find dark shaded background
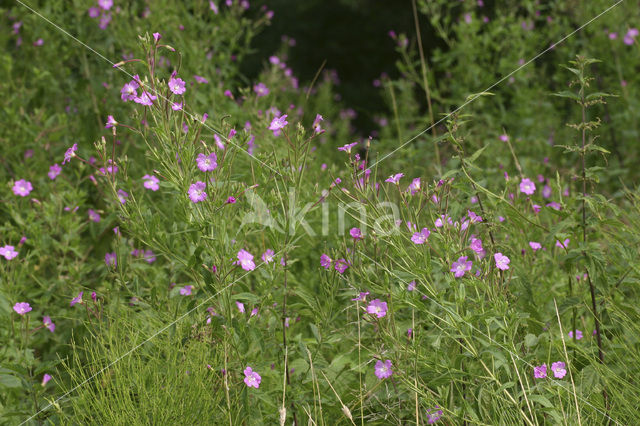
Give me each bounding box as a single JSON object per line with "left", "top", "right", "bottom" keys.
{"left": 243, "top": 0, "right": 448, "bottom": 133}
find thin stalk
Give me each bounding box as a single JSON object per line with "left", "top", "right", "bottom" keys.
{"left": 411, "top": 0, "right": 439, "bottom": 170}
{"left": 578, "top": 69, "right": 607, "bottom": 411}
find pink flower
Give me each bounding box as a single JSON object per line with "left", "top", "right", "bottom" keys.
{"left": 237, "top": 249, "right": 255, "bottom": 271}
{"left": 134, "top": 91, "right": 157, "bottom": 106}
{"left": 48, "top": 164, "right": 62, "bottom": 180}
{"left": 555, "top": 238, "right": 570, "bottom": 249}
{"left": 180, "top": 285, "right": 193, "bottom": 296}
{"left": 41, "top": 374, "right": 52, "bottom": 386}
{"left": 172, "top": 102, "right": 183, "bottom": 111}
{"left": 196, "top": 153, "right": 218, "bottom": 172}
{"left": 88, "top": 209, "right": 101, "bottom": 223}
{"left": 236, "top": 301, "right": 245, "bottom": 313}
{"left": 467, "top": 210, "right": 483, "bottom": 223}
{"left": 268, "top": 114, "right": 288, "bottom": 133}
{"left": 117, "top": 189, "right": 129, "bottom": 204}
{"left": 70, "top": 292, "right": 83, "bottom": 306}
{"left": 337, "top": 142, "right": 358, "bottom": 153}
{"left": 407, "top": 177, "right": 421, "bottom": 195}
{"left": 499, "top": 134, "right": 509, "bottom": 142}
{"left": 120, "top": 80, "right": 139, "bottom": 101}
{"left": 98, "top": 0, "right": 113, "bottom": 10}
{"left": 470, "top": 237, "right": 483, "bottom": 254}
{"left": 350, "top": 227, "right": 363, "bottom": 240}
{"left": 253, "top": 82, "right": 269, "bottom": 97}
{"left": 529, "top": 241, "right": 541, "bottom": 251}
{"left": 519, "top": 178, "right": 536, "bottom": 195}
{"left": 152, "top": 32, "right": 161, "bottom": 43}
{"left": 568, "top": 329, "right": 583, "bottom": 340}
{"left": 320, "top": 254, "right": 332, "bottom": 269}
{"left": 13, "top": 302, "right": 32, "bottom": 315}
{"left": 105, "top": 252, "right": 117, "bottom": 268}
{"left": 312, "top": 114, "right": 324, "bottom": 133}
{"left": 374, "top": 359, "right": 393, "bottom": 379}
{"left": 366, "top": 299, "right": 388, "bottom": 318}
{"left": 551, "top": 361, "right": 567, "bottom": 379}
{"left": 0, "top": 245, "right": 19, "bottom": 260}
{"left": 411, "top": 228, "right": 430, "bottom": 244}
{"left": 194, "top": 75, "right": 209, "bottom": 84}
{"left": 451, "top": 256, "right": 472, "bottom": 278}
{"left": 168, "top": 76, "right": 186, "bottom": 95}
{"left": 105, "top": 115, "right": 117, "bottom": 128}
{"left": 385, "top": 173, "right": 404, "bottom": 184}
{"left": 494, "top": 253, "right": 510, "bottom": 270}
{"left": 43, "top": 316, "right": 55, "bottom": 332}
{"left": 351, "top": 291, "right": 369, "bottom": 302}
{"left": 143, "top": 174, "right": 160, "bottom": 191}
{"left": 261, "top": 249, "right": 275, "bottom": 263}
{"left": 407, "top": 281, "right": 416, "bottom": 291}
{"left": 188, "top": 182, "right": 207, "bottom": 203}
{"left": 13, "top": 179, "right": 33, "bottom": 197}
{"left": 334, "top": 258, "right": 349, "bottom": 274}
{"left": 243, "top": 366, "right": 261, "bottom": 388}
{"left": 546, "top": 201, "right": 561, "bottom": 210}
{"left": 533, "top": 364, "right": 547, "bottom": 378}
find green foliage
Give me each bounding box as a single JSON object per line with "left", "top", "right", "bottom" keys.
{"left": 2, "top": 1, "right": 640, "bottom": 425}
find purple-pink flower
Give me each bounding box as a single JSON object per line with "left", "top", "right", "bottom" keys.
{"left": 43, "top": 316, "right": 55, "bottom": 332}
{"left": 411, "top": 228, "right": 430, "bottom": 244}
{"left": 105, "top": 252, "right": 117, "bottom": 268}
{"left": 334, "top": 258, "right": 349, "bottom": 274}
{"left": 551, "top": 361, "right": 567, "bottom": 378}
{"left": 350, "top": 227, "right": 363, "bottom": 240}
{"left": 529, "top": 241, "right": 542, "bottom": 251}
{"left": 320, "top": 254, "right": 332, "bottom": 269}
{"left": 120, "top": 80, "right": 139, "bottom": 102}
{"left": 188, "top": 181, "right": 207, "bottom": 203}
{"left": 41, "top": 373, "right": 52, "bottom": 386}
{"left": 261, "top": 249, "right": 275, "bottom": 263}
{"left": 88, "top": 209, "right": 101, "bottom": 223}
{"left": 253, "top": 82, "right": 269, "bottom": 97}
{"left": 494, "top": 253, "right": 510, "bottom": 270}
{"left": 0, "top": 245, "right": 19, "bottom": 260}
{"left": 13, "top": 302, "right": 32, "bottom": 315}
{"left": 519, "top": 178, "right": 536, "bottom": 195}
{"left": 168, "top": 76, "right": 186, "bottom": 95}
{"left": 450, "top": 256, "right": 472, "bottom": 278}
{"left": 105, "top": 115, "right": 117, "bottom": 129}
{"left": 374, "top": 359, "right": 393, "bottom": 379}
{"left": 196, "top": 153, "right": 218, "bottom": 172}
{"left": 385, "top": 173, "right": 404, "bottom": 184}
{"left": 12, "top": 179, "right": 33, "bottom": 197}
{"left": 534, "top": 364, "right": 547, "bottom": 378}
{"left": 143, "top": 174, "right": 160, "bottom": 191}
{"left": 237, "top": 249, "right": 255, "bottom": 271}
{"left": 367, "top": 299, "right": 388, "bottom": 318}
{"left": 48, "top": 164, "right": 62, "bottom": 180}
{"left": 568, "top": 329, "right": 583, "bottom": 340}
{"left": 134, "top": 91, "right": 157, "bottom": 106}
{"left": 337, "top": 142, "right": 358, "bottom": 153}
{"left": 268, "top": 114, "right": 288, "bottom": 133}
{"left": 243, "top": 366, "right": 261, "bottom": 388}
{"left": 70, "top": 292, "right": 83, "bottom": 307}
